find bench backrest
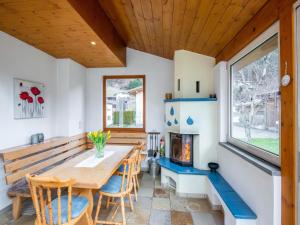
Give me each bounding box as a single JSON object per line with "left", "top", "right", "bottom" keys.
{"left": 0, "top": 133, "right": 87, "bottom": 185}
{"left": 87, "top": 132, "right": 147, "bottom": 147}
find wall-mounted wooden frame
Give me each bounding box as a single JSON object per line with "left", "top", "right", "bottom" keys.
{"left": 103, "top": 75, "right": 146, "bottom": 132}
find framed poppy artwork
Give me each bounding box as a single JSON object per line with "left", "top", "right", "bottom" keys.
{"left": 14, "top": 78, "right": 46, "bottom": 119}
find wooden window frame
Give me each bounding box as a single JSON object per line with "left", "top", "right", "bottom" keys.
{"left": 103, "top": 75, "right": 146, "bottom": 132}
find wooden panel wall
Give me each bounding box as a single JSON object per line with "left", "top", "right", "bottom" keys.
{"left": 216, "top": 0, "right": 297, "bottom": 224}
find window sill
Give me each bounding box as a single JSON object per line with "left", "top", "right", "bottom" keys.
{"left": 219, "top": 142, "right": 281, "bottom": 176}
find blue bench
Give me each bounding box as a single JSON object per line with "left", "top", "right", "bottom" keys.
{"left": 208, "top": 173, "right": 257, "bottom": 220}
{"left": 159, "top": 157, "right": 257, "bottom": 224}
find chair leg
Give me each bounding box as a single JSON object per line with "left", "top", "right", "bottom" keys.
{"left": 127, "top": 193, "right": 134, "bottom": 212}
{"left": 12, "top": 196, "right": 23, "bottom": 220}
{"left": 94, "top": 193, "right": 103, "bottom": 225}
{"left": 106, "top": 196, "right": 111, "bottom": 209}
{"left": 85, "top": 211, "right": 92, "bottom": 225}
{"left": 133, "top": 177, "right": 138, "bottom": 202}
{"left": 135, "top": 174, "right": 140, "bottom": 189}
{"left": 120, "top": 197, "right": 126, "bottom": 225}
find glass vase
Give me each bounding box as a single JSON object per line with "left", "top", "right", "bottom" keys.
{"left": 95, "top": 142, "right": 105, "bottom": 158}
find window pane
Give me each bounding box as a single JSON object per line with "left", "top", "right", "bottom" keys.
{"left": 231, "top": 35, "right": 280, "bottom": 156}
{"left": 106, "top": 78, "right": 144, "bottom": 129}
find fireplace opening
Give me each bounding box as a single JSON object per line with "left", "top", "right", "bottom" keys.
{"left": 170, "top": 133, "right": 193, "bottom": 167}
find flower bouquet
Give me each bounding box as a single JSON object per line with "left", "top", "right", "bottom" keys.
{"left": 87, "top": 130, "right": 111, "bottom": 158}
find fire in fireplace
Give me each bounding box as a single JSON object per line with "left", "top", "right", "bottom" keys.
{"left": 170, "top": 133, "right": 193, "bottom": 167}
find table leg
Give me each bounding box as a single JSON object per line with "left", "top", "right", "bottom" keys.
{"left": 73, "top": 188, "right": 94, "bottom": 224}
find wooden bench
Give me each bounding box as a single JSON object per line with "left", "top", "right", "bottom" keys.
{"left": 0, "top": 133, "right": 89, "bottom": 220}
{"left": 87, "top": 132, "right": 147, "bottom": 147}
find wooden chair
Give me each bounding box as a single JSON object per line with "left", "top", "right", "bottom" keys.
{"left": 94, "top": 150, "right": 139, "bottom": 225}
{"left": 26, "top": 174, "right": 91, "bottom": 225}
{"left": 118, "top": 142, "right": 145, "bottom": 201}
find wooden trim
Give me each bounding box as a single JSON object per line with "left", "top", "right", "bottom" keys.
{"left": 103, "top": 75, "right": 146, "bottom": 132}
{"left": 216, "top": 0, "right": 280, "bottom": 63}
{"left": 280, "top": 2, "right": 297, "bottom": 225}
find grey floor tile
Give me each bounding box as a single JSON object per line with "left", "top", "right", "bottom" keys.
{"left": 149, "top": 209, "right": 171, "bottom": 225}
{"left": 134, "top": 196, "right": 153, "bottom": 210}
{"left": 191, "top": 212, "right": 224, "bottom": 225}
{"left": 152, "top": 197, "right": 171, "bottom": 210}
{"left": 138, "top": 187, "right": 154, "bottom": 197}
{"left": 127, "top": 207, "right": 151, "bottom": 225}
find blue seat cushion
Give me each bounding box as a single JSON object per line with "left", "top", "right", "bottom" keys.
{"left": 101, "top": 175, "right": 127, "bottom": 194}
{"left": 45, "top": 195, "right": 89, "bottom": 225}
{"left": 208, "top": 173, "right": 257, "bottom": 219}
{"left": 118, "top": 164, "right": 129, "bottom": 173}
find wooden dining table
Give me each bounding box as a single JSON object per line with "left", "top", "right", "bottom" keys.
{"left": 39, "top": 144, "right": 135, "bottom": 224}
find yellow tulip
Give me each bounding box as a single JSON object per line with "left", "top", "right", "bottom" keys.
{"left": 93, "top": 131, "right": 97, "bottom": 137}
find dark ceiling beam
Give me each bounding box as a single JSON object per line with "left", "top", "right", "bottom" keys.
{"left": 67, "top": 0, "right": 127, "bottom": 66}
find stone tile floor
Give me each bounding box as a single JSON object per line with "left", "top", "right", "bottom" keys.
{"left": 0, "top": 173, "right": 224, "bottom": 225}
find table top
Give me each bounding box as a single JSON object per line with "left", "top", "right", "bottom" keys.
{"left": 39, "top": 145, "right": 134, "bottom": 189}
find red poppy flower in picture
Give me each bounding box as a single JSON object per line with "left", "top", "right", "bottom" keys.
{"left": 14, "top": 79, "right": 45, "bottom": 119}
{"left": 19, "top": 91, "right": 29, "bottom": 100}
{"left": 27, "top": 96, "right": 33, "bottom": 103}
{"left": 38, "top": 97, "right": 44, "bottom": 104}
{"left": 31, "top": 87, "right": 40, "bottom": 96}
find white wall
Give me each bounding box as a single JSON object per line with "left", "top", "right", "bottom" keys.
{"left": 56, "top": 59, "right": 86, "bottom": 136}
{"left": 214, "top": 59, "right": 281, "bottom": 225}
{"left": 218, "top": 147, "right": 281, "bottom": 225}
{"left": 0, "top": 32, "right": 86, "bottom": 210}
{"left": 174, "top": 50, "right": 215, "bottom": 98}
{"left": 0, "top": 31, "right": 58, "bottom": 209}
{"left": 85, "top": 48, "right": 173, "bottom": 134}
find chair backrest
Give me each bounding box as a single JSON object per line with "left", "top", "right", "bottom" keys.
{"left": 135, "top": 142, "right": 146, "bottom": 173}
{"left": 120, "top": 149, "right": 139, "bottom": 193}
{"left": 27, "top": 174, "right": 74, "bottom": 225}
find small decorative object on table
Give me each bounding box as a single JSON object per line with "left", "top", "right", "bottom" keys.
{"left": 87, "top": 130, "right": 111, "bottom": 158}
{"left": 208, "top": 162, "right": 219, "bottom": 172}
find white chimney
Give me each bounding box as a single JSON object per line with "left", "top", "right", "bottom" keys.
{"left": 174, "top": 50, "right": 216, "bottom": 98}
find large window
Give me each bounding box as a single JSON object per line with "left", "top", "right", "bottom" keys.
{"left": 103, "top": 75, "right": 145, "bottom": 132}
{"left": 229, "top": 34, "right": 280, "bottom": 165}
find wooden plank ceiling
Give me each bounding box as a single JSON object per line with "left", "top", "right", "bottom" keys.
{"left": 0, "top": 0, "right": 126, "bottom": 67}
{"left": 99, "top": 0, "right": 269, "bottom": 59}
{"left": 0, "top": 0, "right": 269, "bottom": 67}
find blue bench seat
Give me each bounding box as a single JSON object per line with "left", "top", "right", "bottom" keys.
{"left": 159, "top": 157, "right": 257, "bottom": 221}
{"left": 208, "top": 173, "right": 257, "bottom": 220}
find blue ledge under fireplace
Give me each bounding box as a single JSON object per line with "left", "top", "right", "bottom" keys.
{"left": 158, "top": 157, "right": 210, "bottom": 175}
